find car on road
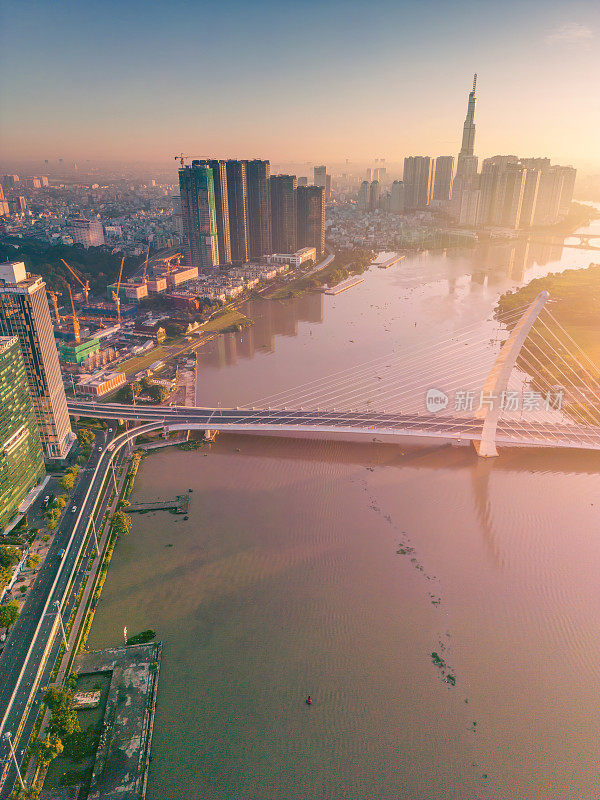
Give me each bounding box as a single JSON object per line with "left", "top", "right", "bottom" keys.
{"left": 71, "top": 506, "right": 77, "bottom": 513}
{"left": 98, "top": 445, "right": 102, "bottom": 450}
{"left": 58, "top": 549, "right": 65, "bottom": 559}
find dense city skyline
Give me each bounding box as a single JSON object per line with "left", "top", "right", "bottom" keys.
{"left": 1, "top": 0, "right": 599, "bottom": 169}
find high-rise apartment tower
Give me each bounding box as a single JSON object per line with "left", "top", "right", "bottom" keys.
{"left": 0, "top": 262, "right": 74, "bottom": 460}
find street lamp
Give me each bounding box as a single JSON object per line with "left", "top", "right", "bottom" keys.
{"left": 54, "top": 600, "right": 69, "bottom": 651}
{"left": 4, "top": 732, "right": 24, "bottom": 789}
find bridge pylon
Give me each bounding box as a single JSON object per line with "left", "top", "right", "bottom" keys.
{"left": 475, "top": 290, "right": 550, "bottom": 457}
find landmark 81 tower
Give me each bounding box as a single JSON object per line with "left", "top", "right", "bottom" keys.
{"left": 459, "top": 73, "right": 477, "bottom": 160}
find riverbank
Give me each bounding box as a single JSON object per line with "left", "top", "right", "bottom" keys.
{"left": 267, "top": 247, "right": 374, "bottom": 299}
{"left": 496, "top": 261, "right": 600, "bottom": 420}
{"left": 497, "top": 261, "right": 600, "bottom": 363}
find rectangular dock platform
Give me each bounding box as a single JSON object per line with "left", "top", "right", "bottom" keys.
{"left": 125, "top": 494, "right": 189, "bottom": 514}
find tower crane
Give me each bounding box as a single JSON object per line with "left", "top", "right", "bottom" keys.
{"left": 66, "top": 284, "right": 81, "bottom": 344}
{"left": 111, "top": 256, "right": 125, "bottom": 325}
{"left": 154, "top": 252, "right": 182, "bottom": 275}
{"left": 174, "top": 154, "right": 189, "bottom": 168}
{"left": 46, "top": 289, "right": 62, "bottom": 328}
{"left": 60, "top": 258, "right": 90, "bottom": 304}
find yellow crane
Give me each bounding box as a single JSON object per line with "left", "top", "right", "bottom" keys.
{"left": 46, "top": 289, "right": 62, "bottom": 328}
{"left": 111, "top": 256, "right": 125, "bottom": 324}
{"left": 66, "top": 284, "right": 81, "bottom": 344}
{"left": 60, "top": 258, "right": 90, "bottom": 304}
{"left": 154, "top": 252, "right": 182, "bottom": 275}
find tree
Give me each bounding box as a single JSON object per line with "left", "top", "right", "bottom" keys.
{"left": 0, "top": 547, "right": 20, "bottom": 570}
{"left": 0, "top": 601, "right": 20, "bottom": 629}
{"left": 165, "top": 322, "right": 182, "bottom": 339}
{"left": 10, "top": 784, "right": 41, "bottom": 799}
{"left": 111, "top": 511, "right": 132, "bottom": 536}
{"left": 59, "top": 473, "right": 75, "bottom": 491}
{"left": 26, "top": 554, "right": 40, "bottom": 570}
{"left": 147, "top": 384, "right": 169, "bottom": 404}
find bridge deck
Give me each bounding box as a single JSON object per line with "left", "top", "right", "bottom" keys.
{"left": 68, "top": 402, "right": 600, "bottom": 451}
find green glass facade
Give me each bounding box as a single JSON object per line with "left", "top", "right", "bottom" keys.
{"left": 0, "top": 336, "right": 45, "bottom": 531}
{"left": 60, "top": 337, "right": 100, "bottom": 364}
{"left": 179, "top": 163, "right": 219, "bottom": 269}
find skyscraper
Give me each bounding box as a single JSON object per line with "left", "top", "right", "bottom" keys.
{"left": 0, "top": 336, "right": 45, "bottom": 531}
{"left": 197, "top": 159, "right": 231, "bottom": 264}
{"left": 556, "top": 166, "right": 576, "bottom": 218}
{"left": 458, "top": 74, "right": 477, "bottom": 163}
{"left": 245, "top": 160, "right": 272, "bottom": 259}
{"left": 491, "top": 162, "right": 527, "bottom": 229}
{"left": 369, "top": 180, "right": 380, "bottom": 211}
{"left": 297, "top": 185, "right": 325, "bottom": 255}
{"left": 270, "top": 175, "right": 297, "bottom": 253}
{"left": 451, "top": 74, "right": 480, "bottom": 217}
{"left": 314, "top": 165, "right": 326, "bottom": 185}
{"left": 390, "top": 180, "right": 405, "bottom": 213}
{"left": 0, "top": 262, "right": 74, "bottom": 460}
{"left": 403, "top": 157, "right": 435, "bottom": 209}
{"left": 358, "top": 181, "right": 370, "bottom": 211}
{"left": 179, "top": 163, "right": 219, "bottom": 269}
{"left": 314, "top": 165, "right": 330, "bottom": 201}
{"left": 433, "top": 156, "right": 455, "bottom": 201}
{"left": 519, "top": 168, "right": 541, "bottom": 228}
{"left": 226, "top": 160, "right": 249, "bottom": 264}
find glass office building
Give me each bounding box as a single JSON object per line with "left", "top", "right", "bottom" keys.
{"left": 0, "top": 336, "right": 45, "bottom": 531}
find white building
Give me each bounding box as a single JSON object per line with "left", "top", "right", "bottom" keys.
{"left": 68, "top": 218, "right": 105, "bottom": 248}
{"left": 268, "top": 247, "right": 316, "bottom": 268}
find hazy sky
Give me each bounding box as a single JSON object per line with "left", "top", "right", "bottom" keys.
{"left": 1, "top": 0, "right": 599, "bottom": 169}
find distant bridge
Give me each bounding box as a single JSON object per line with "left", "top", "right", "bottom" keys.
{"left": 529, "top": 233, "right": 600, "bottom": 251}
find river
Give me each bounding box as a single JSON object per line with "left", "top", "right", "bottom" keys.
{"left": 88, "top": 216, "right": 600, "bottom": 799}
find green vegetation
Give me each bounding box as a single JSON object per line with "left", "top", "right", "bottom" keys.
{"left": 76, "top": 428, "right": 95, "bottom": 460}
{"left": 59, "top": 465, "right": 80, "bottom": 492}
{"left": 44, "top": 494, "right": 68, "bottom": 530}
{"left": 0, "top": 547, "right": 22, "bottom": 593}
{"left": 76, "top": 417, "right": 106, "bottom": 430}
{"left": 540, "top": 201, "right": 600, "bottom": 234}
{"left": 0, "top": 546, "right": 20, "bottom": 571}
{"left": 270, "top": 248, "right": 374, "bottom": 299}
{"left": 27, "top": 554, "right": 41, "bottom": 570}
{"left": 126, "top": 628, "right": 156, "bottom": 645}
{"left": 116, "top": 345, "right": 169, "bottom": 377}
{"left": 199, "top": 309, "right": 253, "bottom": 333}
{"left": 221, "top": 317, "right": 253, "bottom": 333}
{"left": 121, "top": 452, "right": 143, "bottom": 505}
{"left": 29, "top": 688, "right": 80, "bottom": 772}
{"left": 497, "top": 262, "right": 600, "bottom": 422}
{"left": 9, "top": 786, "right": 40, "bottom": 799}
{"left": 0, "top": 600, "right": 20, "bottom": 629}
{"left": 111, "top": 511, "right": 132, "bottom": 536}
{"left": 0, "top": 238, "right": 139, "bottom": 297}
{"left": 147, "top": 383, "right": 170, "bottom": 403}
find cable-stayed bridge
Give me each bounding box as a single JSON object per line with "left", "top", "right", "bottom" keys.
{"left": 68, "top": 292, "right": 600, "bottom": 456}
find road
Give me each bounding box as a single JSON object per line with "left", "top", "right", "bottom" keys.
{"left": 68, "top": 401, "right": 600, "bottom": 450}
{"left": 0, "top": 424, "right": 131, "bottom": 797}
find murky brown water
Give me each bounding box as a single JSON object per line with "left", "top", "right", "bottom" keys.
{"left": 88, "top": 223, "right": 600, "bottom": 799}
